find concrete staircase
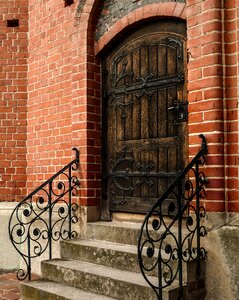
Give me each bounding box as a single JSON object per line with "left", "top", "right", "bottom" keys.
{"left": 20, "top": 221, "right": 206, "bottom": 300}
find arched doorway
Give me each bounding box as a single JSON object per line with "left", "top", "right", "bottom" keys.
{"left": 102, "top": 19, "right": 187, "bottom": 217}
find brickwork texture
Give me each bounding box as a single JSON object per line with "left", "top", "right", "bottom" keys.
{"left": 0, "top": 0, "right": 239, "bottom": 212}
{"left": 0, "top": 0, "right": 28, "bottom": 202}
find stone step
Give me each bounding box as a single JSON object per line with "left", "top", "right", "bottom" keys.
{"left": 41, "top": 259, "right": 182, "bottom": 300}
{"left": 86, "top": 221, "right": 188, "bottom": 247}
{"left": 20, "top": 219, "right": 204, "bottom": 300}
{"left": 21, "top": 280, "right": 115, "bottom": 300}
{"left": 86, "top": 221, "right": 142, "bottom": 246}
{"left": 61, "top": 239, "right": 140, "bottom": 273}
{"left": 60, "top": 239, "right": 181, "bottom": 278}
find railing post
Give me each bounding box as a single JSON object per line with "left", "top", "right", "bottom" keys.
{"left": 178, "top": 181, "right": 183, "bottom": 299}
{"left": 49, "top": 181, "right": 52, "bottom": 260}
{"left": 158, "top": 250, "right": 162, "bottom": 300}
{"left": 69, "top": 165, "right": 72, "bottom": 239}
{"left": 27, "top": 233, "right": 31, "bottom": 281}
{"left": 195, "top": 160, "right": 201, "bottom": 274}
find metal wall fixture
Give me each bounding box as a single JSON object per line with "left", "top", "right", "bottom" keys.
{"left": 8, "top": 148, "right": 80, "bottom": 280}
{"left": 64, "top": 0, "right": 74, "bottom": 7}
{"left": 137, "top": 135, "right": 208, "bottom": 299}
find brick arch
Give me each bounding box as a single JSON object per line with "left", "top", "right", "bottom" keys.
{"left": 77, "top": 1, "right": 186, "bottom": 55}
{"left": 95, "top": 2, "right": 186, "bottom": 54}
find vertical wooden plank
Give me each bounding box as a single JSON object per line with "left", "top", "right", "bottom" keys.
{"left": 120, "top": 59, "right": 126, "bottom": 141}
{"left": 128, "top": 149, "right": 134, "bottom": 199}
{"left": 179, "top": 39, "right": 188, "bottom": 170}
{"left": 107, "top": 95, "right": 114, "bottom": 157}
{"left": 124, "top": 95, "right": 133, "bottom": 141}
{"left": 176, "top": 43, "right": 184, "bottom": 75}
{"left": 132, "top": 46, "right": 141, "bottom": 83}
{"left": 148, "top": 44, "right": 158, "bottom": 138}
{"left": 106, "top": 54, "right": 116, "bottom": 158}
{"left": 158, "top": 88, "right": 167, "bottom": 138}
{"left": 121, "top": 149, "right": 133, "bottom": 198}
{"left": 158, "top": 148, "right": 168, "bottom": 196}
{"left": 140, "top": 45, "right": 150, "bottom": 199}
{"left": 102, "top": 57, "right": 113, "bottom": 218}
{"left": 167, "top": 45, "right": 177, "bottom": 76}
{"left": 116, "top": 55, "right": 124, "bottom": 87}
{"left": 132, "top": 47, "right": 141, "bottom": 140}
{"left": 167, "top": 147, "right": 177, "bottom": 172}
{"left": 140, "top": 45, "right": 149, "bottom": 140}
{"left": 124, "top": 53, "right": 133, "bottom": 141}
{"left": 149, "top": 90, "right": 158, "bottom": 138}
{"left": 124, "top": 54, "right": 132, "bottom": 86}
{"left": 148, "top": 149, "right": 158, "bottom": 199}
{"left": 140, "top": 44, "right": 149, "bottom": 77}
{"left": 167, "top": 147, "right": 177, "bottom": 188}
{"left": 158, "top": 44, "right": 167, "bottom": 77}
{"left": 132, "top": 149, "right": 140, "bottom": 199}
{"left": 111, "top": 56, "right": 125, "bottom": 142}
{"left": 176, "top": 146, "right": 183, "bottom": 171}
{"left": 140, "top": 150, "right": 148, "bottom": 198}
{"left": 167, "top": 86, "right": 177, "bottom": 137}
{"left": 116, "top": 97, "right": 125, "bottom": 141}
{"left": 149, "top": 44, "right": 158, "bottom": 78}
{"left": 141, "top": 94, "right": 149, "bottom": 140}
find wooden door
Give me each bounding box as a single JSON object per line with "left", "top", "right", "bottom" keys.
{"left": 102, "top": 20, "right": 187, "bottom": 216}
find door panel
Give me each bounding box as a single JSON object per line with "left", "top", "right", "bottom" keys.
{"left": 102, "top": 21, "right": 187, "bottom": 214}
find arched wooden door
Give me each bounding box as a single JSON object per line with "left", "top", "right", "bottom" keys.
{"left": 102, "top": 20, "right": 187, "bottom": 217}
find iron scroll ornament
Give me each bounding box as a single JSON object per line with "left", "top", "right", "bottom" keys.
{"left": 8, "top": 148, "right": 80, "bottom": 280}
{"left": 137, "top": 135, "right": 209, "bottom": 299}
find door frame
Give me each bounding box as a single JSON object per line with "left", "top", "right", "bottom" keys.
{"left": 100, "top": 19, "right": 188, "bottom": 220}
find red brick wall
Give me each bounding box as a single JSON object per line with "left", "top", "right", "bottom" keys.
{"left": 0, "top": 0, "right": 28, "bottom": 202}
{"left": 1, "top": 0, "right": 238, "bottom": 212}
{"left": 71, "top": 1, "right": 102, "bottom": 207}
{"left": 27, "top": 0, "right": 77, "bottom": 190}
{"left": 187, "top": 0, "right": 225, "bottom": 212}
{"left": 27, "top": 0, "right": 102, "bottom": 207}
{"left": 223, "top": 0, "right": 239, "bottom": 211}
{"left": 187, "top": 0, "right": 239, "bottom": 212}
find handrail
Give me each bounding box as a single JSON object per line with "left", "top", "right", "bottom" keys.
{"left": 8, "top": 148, "right": 80, "bottom": 280}
{"left": 137, "top": 135, "right": 208, "bottom": 299}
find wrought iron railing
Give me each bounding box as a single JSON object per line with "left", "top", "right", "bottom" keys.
{"left": 8, "top": 148, "right": 80, "bottom": 280}
{"left": 137, "top": 135, "right": 208, "bottom": 299}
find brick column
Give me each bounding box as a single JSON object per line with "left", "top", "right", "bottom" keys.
{"left": 187, "top": 0, "right": 225, "bottom": 211}
{"left": 71, "top": 1, "right": 102, "bottom": 214}
{"left": 223, "top": 0, "right": 239, "bottom": 211}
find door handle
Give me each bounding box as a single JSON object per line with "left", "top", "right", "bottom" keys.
{"left": 168, "top": 100, "right": 188, "bottom": 123}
